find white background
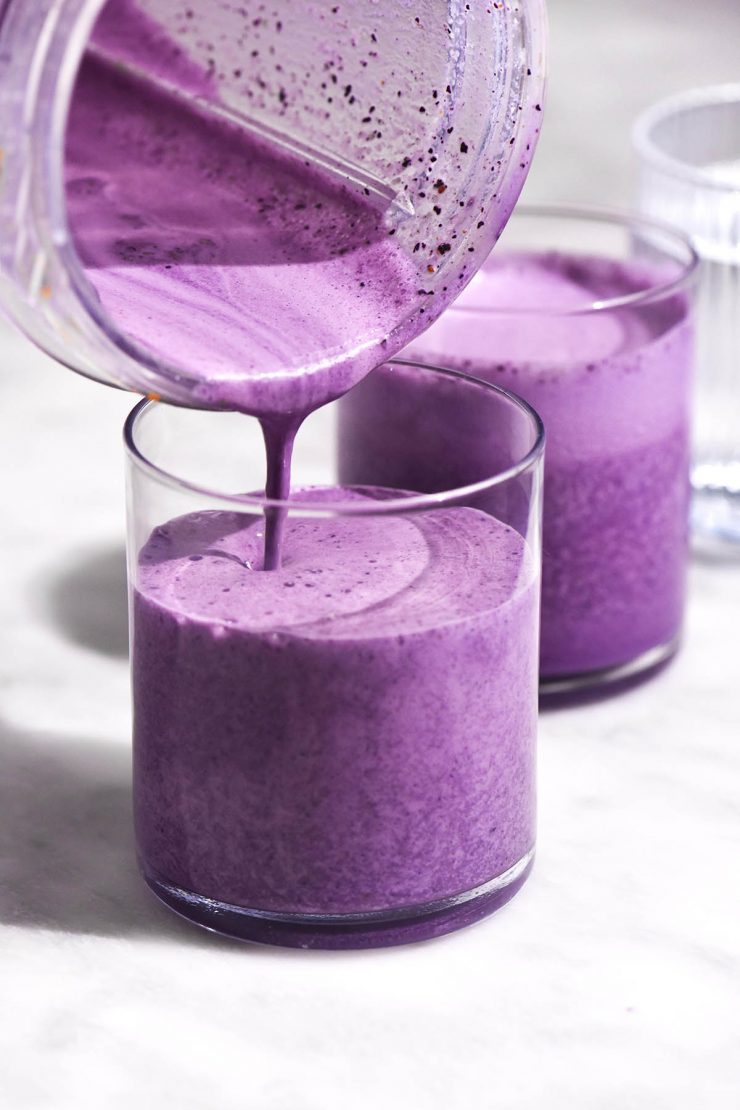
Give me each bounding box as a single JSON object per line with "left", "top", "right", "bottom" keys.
{"left": 1, "top": 1, "right": 739, "bottom": 1106}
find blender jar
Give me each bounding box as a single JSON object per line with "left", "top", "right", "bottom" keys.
{"left": 0, "top": 0, "right": 547, "bottom": 411}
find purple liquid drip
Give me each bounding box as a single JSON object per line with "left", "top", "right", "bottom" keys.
{"left": 260, "top": 416, "right": 300, "bottom": 571}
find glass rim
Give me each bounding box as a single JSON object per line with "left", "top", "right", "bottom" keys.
{"left": 633, "top": 83, "right": 740, "bottom": 194}
{"left": 123, "top": 359, "right": 546, "bottom": 516}
{"left": 445, "top": 203, "right": 699, "bottom": 319}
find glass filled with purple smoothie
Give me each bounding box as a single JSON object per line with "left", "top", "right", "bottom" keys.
{"left": 125, "top": 361, "right": 544, "bottom": 949}
{"left": 363, "top": 207, "right": 698, "bottom": 695}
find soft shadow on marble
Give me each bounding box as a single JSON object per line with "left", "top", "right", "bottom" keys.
{"left": 0, "top": 718, "right": 239, "bottom": 947}
{"left": 43, "top": 544, "right": 129, "bottom": 658}
{"left": 690, "top": 537, "right": 740, "bottom": 568}
{"left": 539, "top": 653, "right": 679, "bottom": 713}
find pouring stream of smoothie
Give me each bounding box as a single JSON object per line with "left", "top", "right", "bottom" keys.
{"left": 65, "top": 49, "right": 417, "bottom": 567}
{"left": 260, "top": 415, "right": 302, "bottom": 571}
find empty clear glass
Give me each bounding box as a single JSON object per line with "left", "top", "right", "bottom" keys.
{"left": 634, "top": 85, "right": 740, "bottom": 545}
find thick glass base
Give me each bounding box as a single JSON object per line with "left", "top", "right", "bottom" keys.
{"left": 143, "top": 850, "right": 535, "bottom": 950}
{"left": 691, "top": 480, "right": 740, "bottom": 547}
{"left": 540, "top": 636, "right": 680, "bottom": 705}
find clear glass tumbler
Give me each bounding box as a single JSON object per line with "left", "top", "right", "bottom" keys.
{"left": 125, "top": 361, "right": 544, "bottom": 949}
{"left": 634, "top": 86, "right": 740, "bottom": 544}
{"left": 394, "top": 206, "right": 698, "bottom": 694}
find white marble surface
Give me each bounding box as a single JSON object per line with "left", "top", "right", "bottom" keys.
{"left": 2, "top": 2, "right": 740, "bottom": 1107}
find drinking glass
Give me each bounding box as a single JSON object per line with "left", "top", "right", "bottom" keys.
{"left": 125, "top": 361, "right": 544, "bottom": 948}
{"left": 396, "top": 206, "right": 698, "bottom": 693}
{"left": 635, "top": 86, "right": 740, "bottom": 544}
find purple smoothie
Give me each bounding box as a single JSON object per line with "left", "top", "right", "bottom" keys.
{"left": 64, "top": 1, "right": 543, "bottom": 567}
{"left": 64, "top": 41, "right": 415, "bottom": 563}
{"left": 62, "top": 2, "right": 543, "bottom": 943}
{"left": 63, "top": 0, "right": 543, "bottom": 419}
{"left": 132, "top": 490, "right": 538, "bottom": 944}
{"left": 343, "top": 252, "right": 693, "bottom": 679}
{"left": 64, "top": 50, "right": 417, "bottom": 419}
